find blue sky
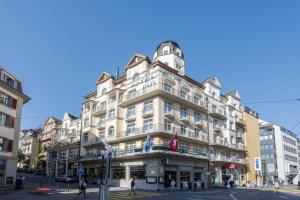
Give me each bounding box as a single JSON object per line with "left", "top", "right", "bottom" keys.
{"left": 0, "top": 1, "right": 299, "bottom": 135}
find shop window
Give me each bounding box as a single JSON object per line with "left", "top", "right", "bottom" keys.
{"left": 112, "top": 166, "right": 125, "bottom": 179}
{"left": 130, "top": 166, "right": 145, "bottom": 180}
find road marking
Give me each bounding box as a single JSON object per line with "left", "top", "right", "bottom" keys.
{"left": 279, "top": 196, "right": 288, "bottom": 199}
{"left": 230, "top": 192, "right": 238, "bottom": 200}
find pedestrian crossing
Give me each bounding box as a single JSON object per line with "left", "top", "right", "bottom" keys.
{"left": 108, "top": 191, "right": 166, "bottom": 200}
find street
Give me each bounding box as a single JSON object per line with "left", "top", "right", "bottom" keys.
{"left": 1, "top": 174, "right": 300, "bottom": 200}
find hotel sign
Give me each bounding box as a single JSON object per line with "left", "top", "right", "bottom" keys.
{"left": 130, "top": 74, "right": 157, "bottom": 89}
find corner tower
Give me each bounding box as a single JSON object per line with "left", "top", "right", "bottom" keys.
{"left": 153, "top": 40, "right": 185, "bottom": 75}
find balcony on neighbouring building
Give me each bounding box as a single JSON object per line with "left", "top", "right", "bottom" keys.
{"left": 97, "top": 121, "right": 106, "bottom": 130}
{"left": 236, "top": 117, "right": 246, "bottom": 127}
{"left": 236, "top": 143, "right": 245, "bottom": 151}
{"left": 236, "top": 131, "right": 243, "bottom": 138}
{"left": 164, "top": 108, "right": 175, "bottom": 118}
{"left": 180, "top": 114, "right": 190, "bottom": 123}
{"left": 92, "top": 104, "right": 106, "bottom": 117}
{"left": 142, "top": 106, "right": 154, "bottom": 118}
{"left": 125, "top": 112, "right": 136, "bottom": 122}
{"left": 210, "top": 107, "right": 227, "bottom": 120}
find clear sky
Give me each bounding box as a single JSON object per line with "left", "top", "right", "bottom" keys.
{"left": 0, "top": 1, "right": 299, "bottom": 136}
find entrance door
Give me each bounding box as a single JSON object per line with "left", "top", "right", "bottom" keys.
{"left": 164, "top": 171, "right": 176, "bottom": 188}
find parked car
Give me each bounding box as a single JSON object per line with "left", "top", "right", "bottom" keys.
{"left": 55, "top": 175, "right": 77, "bottom": 183}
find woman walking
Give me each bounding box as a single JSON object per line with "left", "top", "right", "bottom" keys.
{"left": 77, "top": 179, "right": 87, "bottom": 198}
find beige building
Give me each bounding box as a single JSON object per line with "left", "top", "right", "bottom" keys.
{"left": 18, "top": 128, "right": 41, "bottom": 169}
{"left": 38, "top": 113, "right": 81, "bottom": 173}
{"left": 0, "top": 66, "right": 30, "bottom": 185}
{"left": 244, "top": 106, "right": 261, "bottom": 183}
{"left": 79, "top": 41, "right": 248, "bottom": 190}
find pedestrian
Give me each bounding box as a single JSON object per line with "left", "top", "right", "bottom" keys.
{"left": 224, "top": 180, "right": 229, "bottom": 190}
{"left": 273, "top": 181, "right": 280, "bottom": 193}
{"left": 170, "top": 178, "right": 176, "bottom": 192}
{"left": 77, "top": 179, "right": 87, "bottom": 198}
{"left": 129, "top": 178, "right": 136, "bottom": 196}
{"left": 297, "top": 181, "right": 300, "bottom": 190}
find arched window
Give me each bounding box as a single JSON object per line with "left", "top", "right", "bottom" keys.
{"left": 162, "top": 46, "right": 170, "bottom": 55}
{"left": 108, "top": 126, "right": 115, "bottom": 137}
{"left": 83, "top": 133, "right": 89, "bottom": 143}
{"left": 132, "top": 73, "right": 139, "bottom": 81}
{"left": 101, "top": 88, "right": 107, "bottom": 95}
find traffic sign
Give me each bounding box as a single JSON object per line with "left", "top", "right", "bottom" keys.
{"left": 78, "top": 167, "right": 84, "bottom": 175}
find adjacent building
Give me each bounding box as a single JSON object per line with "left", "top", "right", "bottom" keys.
{"left": 18, "top": 128, "right": 41, "bottom": 169}
{"left": 244, "top": 106, "right": 261, "bottom": 183}
{"left": 79, "top": 41, "right": 247, "bottom": 190}
{"left": 0, "top": 66, "right": 30, "bottom": 185}
{"left": 259, "top": 120, "right": 299, "bottom": 184}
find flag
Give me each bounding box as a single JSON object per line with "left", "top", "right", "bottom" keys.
{"left": 144, "top": 133, "right": 153, "bottom": 153}
{"left": 168, "top": 132, "right": 179, "bottom": 152}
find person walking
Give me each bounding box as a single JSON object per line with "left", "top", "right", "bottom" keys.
{"left": 129, "top": 178, "right": 136, "bottom": 196}
{"left": 170, "top": 178, "right": 176, "bottom": 192}
{"left": 273, "top": 181, "right": 280, "bottom": 193}
{"left": 77, "top": 179, "right": 87, "bottom": 198}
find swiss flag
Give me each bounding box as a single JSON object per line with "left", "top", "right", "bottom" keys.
{"left": 168, "top": 132, "right": 179, "bottom": 152}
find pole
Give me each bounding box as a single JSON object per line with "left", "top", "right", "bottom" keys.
{"left": 156, "top": 158, "right": 159, "bottom": 191}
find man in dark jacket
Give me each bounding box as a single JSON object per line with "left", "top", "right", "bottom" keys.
{"left": 129, "top": 178, "right": 136, "bottom": 196}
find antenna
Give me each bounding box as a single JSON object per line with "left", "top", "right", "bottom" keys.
{"left": 116, "top": 67, "right": 120, "bottom": 78}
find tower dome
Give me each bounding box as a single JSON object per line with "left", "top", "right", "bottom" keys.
{"left": 153, "top": 40, "right": 185, "bottom": 75}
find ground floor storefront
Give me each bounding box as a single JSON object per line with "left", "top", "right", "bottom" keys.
{"left": 210, "top": 162, "right": 246, "bottom": 187}
{"left": 0, "top": 157, "right": 17, "bottom": 185}
{"left": 79, "top": 153, "right": 209, "bottom": 190}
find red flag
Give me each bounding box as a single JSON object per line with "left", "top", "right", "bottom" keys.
{"left": 168, "top": 132, "right": 179, "bottom": 152}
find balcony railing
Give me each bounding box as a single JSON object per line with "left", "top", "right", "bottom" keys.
{"left": 210, "top": 154, "right": 246, "bottom": 164}
{"left": 80, "top": 145, "right": 209, "bottom": 161}
{"left": 210, "top": 107, "right": 226, "bottom": 119}
{"left": 120, "top": 82, "right": 207, "bottom": 111}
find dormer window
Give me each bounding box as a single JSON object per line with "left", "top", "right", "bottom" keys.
{"left": 162, "top": 46, "right": 170, "bottom": 55}
{"left": 101, "top": 88, "right": 107, "bottom": 95}
{"left": 132, "top": 73, "right": 139, "bottom": 81}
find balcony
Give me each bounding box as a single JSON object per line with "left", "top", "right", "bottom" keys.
{"left": 236, "top": 143, "right": 245, "bottom": 151}
{"left": 194, "top": 120, "right": 205, "bottom": 127}
{"left": 210, "top": 107, "right": 227, "bottom": 120}
{"left": 82, "top": 137, "right": 103, "bottom": 147}
{"left": 142, "top": 107, "right": 154, "bottom": 118}
{"left": 164, "top": 109, "right": 175, "bottom": 118}
{"left": 188, "top": 131, "right": 208, "bottom": 142}
{"left": 80, "top": 144, "right": 209, "bottom": 161}
{"left": 119, "top": 82, "right": 208, "bottom": 113}
{"left": 125, "top": 113, "right": 136, "bottom": 122}
{"left": 92, "top": 104, "right": 106, "bottom": 117}
{"left": 180, "top": 114, "right": 190, "bottom": 123}
{"left": 211, "top": 154, "right": 246, "bottom": 164}
{"left": 213, "top": 124, "right": 223, "bottom": 133}
{"left": 236, "top": 117, "right": 246, "bottom": 127}
{"left": 236, "top": 131, "right": 243, "bottom": 138}
{"left": 97, "top": 121, "right": 106, "bottom": 130}
{"left": 213, "top": 137, "right": 224, "bottom": 146}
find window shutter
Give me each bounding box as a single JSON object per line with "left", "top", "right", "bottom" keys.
{"left": 8, "top": 140, "right": 13, "bottom": 152}
{"left": 10, "top": 117, "right": 15, "bottom": 128}
{"left": 12, "top": 98, "right": 17, "bottom": 109}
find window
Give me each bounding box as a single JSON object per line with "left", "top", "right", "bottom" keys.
{"left": 99, "top": 116, "right": 106, "bottom": 125}
{"left": 0, "top": 92, "right": 17, "bottom": 109}
{"left": 143, "top": 100, "right": 153, "bottom": 112}
{"left": 127, "top": 89, "right": 136, "bottom": 99}
{"left": 193, "top": 96, "right": 199, "bottom": 104}
{"left": 194, "top": 129, "right": 200, "bottom": 138}
{"left": 126, "top": 123, "right": 136, "bottom": 135}
{"left": 112, "top": 166, "right": 125, "bottom": 179}
{"left": 132, "top": 73, "right": 139, "bottom": 81}
{"left": 83, "top": 133, "right": 88, "bottom": 143}
{"left": 164, "top": 120, "right": 172, "bottom": 132}
{"left": 180, "top": 125, "right": 186, "bottom": 135}
{"left": 130, "top": 166, "right": 145, "bottom": 179}
{"left": 180, "top": 107, "right": 188, "bottom": 118}
{"left": 99, "top": 131, "right": 105, "bottom": 140}
{"left": 164, "top": 101, "right": 173, "bottom": 113}
{"left": 0, "top": 113, "right": 15, "bottom": 128}
{"left": 194, "top": 112, "right": 200, "bottom": 123}
{"left": 164, "top": 83, "right": 172, "bottom": 93}
{"left": 180, "top": 90, "right": 187, "bottom": 99}
{"left": 108, "top": 126, "right": 115, "bottom": 137}
{"left": 0, "top": 137, "right": 13, "bottom": 152}
{"left": 101, "top": 88, "right": 107, "bottom": 95}
{"left": 83, "top": 118, "right": 89, "bottom": 127}
{"left": 3, "top": 75, "right": 14, "bottom": 88}
{"left": 108, "top": 109, "right": 115, "bottom": 119}
{"left": 127, "top": 106, "right": 135, "bottom": 118}
{"left": 143, "top": 118, "right": 153, "bottom": 132}
{"left": 229, "top": 108, "right": 234, "bottom": 117}
{"left": 269, "top": 134, "right": 273, "bottom": 140}
{"left": 180, "top": 143, "right": 188, "bottom": 153}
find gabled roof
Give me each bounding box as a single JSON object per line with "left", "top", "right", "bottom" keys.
{"left": 96, "top": 72, "right": 113, "bottom": 84}
{"left": 44, "top": 116, "right": 62, "bottom": 125}
{"left": 125, "top": 53, "right": 151, "bottom": 70}
{"left": 63, "top": 112, "right": 78, "bottom": 120}
{"left": 225, "top": 90, "right": 241, "bottom": 100}
{"left": 202, "top": 76, "right": 222, "bottom": 89}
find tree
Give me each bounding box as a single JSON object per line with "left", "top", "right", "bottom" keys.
{"left": 17, "top": 149, "right": 25, "bottom": 163}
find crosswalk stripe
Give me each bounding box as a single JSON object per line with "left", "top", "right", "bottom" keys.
{"left": 108, "top": 191, "right": 165, "bottom": 200}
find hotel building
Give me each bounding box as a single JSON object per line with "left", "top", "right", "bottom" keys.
{"left": 79, "top": 41, "right": 247, "bottom": 189}
{"left": 0, "top": 66, "right": 30, "bottom": 185}
{"left": 259, "top": 120, "right": 299, "bottom": 184}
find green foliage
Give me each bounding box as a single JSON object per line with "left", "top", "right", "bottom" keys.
{"left": 17, "top": 149, "right": 25, "bottom": 163}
